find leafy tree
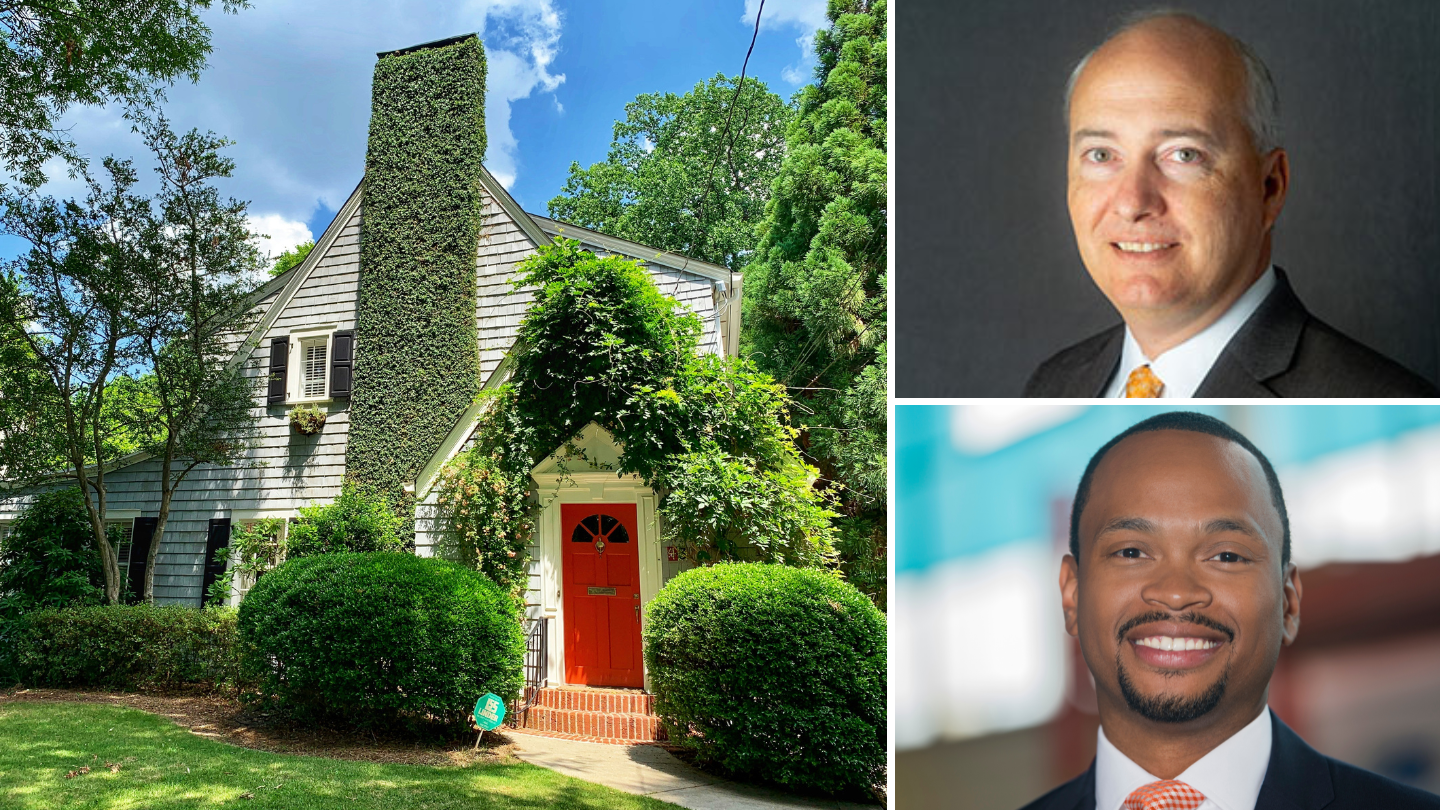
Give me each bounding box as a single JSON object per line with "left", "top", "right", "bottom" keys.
{"left": 111, "top": 114, "right": 266, "bottom": 603}
{"left": 742, "top": 0, "right": 888, "bottom": 606}
{"left": 0, "top": 0, "right": 248, "bottom": 186}
{"left": 0, "top": 115, "right": 265, "bottom": 604}
{"left": 0, "top": 303, "right": 65, "bottom": 475}
{"left": 269, "top": 240, "right": 312, "bottom": 277}
{"left": 0, "top": 158, "right": 147, "bottom": 603}
{"left": 547, "top": 74, "right": 792, "bottom": 271}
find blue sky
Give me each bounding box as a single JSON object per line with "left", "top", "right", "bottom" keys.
{"left": 2, "top": 0, "right": 827, "bottom": 264}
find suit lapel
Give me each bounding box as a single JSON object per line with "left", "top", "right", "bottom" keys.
{"left": 1255, "top": 713, "right": 1335, "bottom": 810}
{"left": 1073, "top": 327, "right": 1124, "bottom": 397}
{"left": 1071, "top": 760, "right": 1098, "bottom": 810}
{"left": 1196, "top": 268, "right": 1308, "bottom": 396}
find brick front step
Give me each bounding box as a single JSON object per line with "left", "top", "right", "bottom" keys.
{"left": 532, "top": 686, "right": 655, "bottom": 715}
{"left": 518, "top": 686, "right": 666, "bottom": 743}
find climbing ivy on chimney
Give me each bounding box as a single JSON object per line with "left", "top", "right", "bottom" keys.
{"left": 347, "top": 35, "right": 487, "bottom": 539}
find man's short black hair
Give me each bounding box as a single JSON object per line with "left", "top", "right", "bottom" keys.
{"left": 1069, "top": 411, "right": 1290, "bottom": 569}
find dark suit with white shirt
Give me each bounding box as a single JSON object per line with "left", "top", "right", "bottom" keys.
{"left": 1019, "top": 713, "right": 1440, "bottom": 809}
{"left": 1023, "top": 269, "right": 1440, "bottom": 397}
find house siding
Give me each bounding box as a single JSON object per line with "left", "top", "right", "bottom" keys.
{"left": 474, "top": 192, "right": 724, "bottom": 380}
{"left": 2, "top": 176, "right": 728, "bottom": 608}
{"left": 414, "top": 487, "right": 543, "bottom": 615}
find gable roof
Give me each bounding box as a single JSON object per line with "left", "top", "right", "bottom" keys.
{"left": 530, "top": 215, "right": 732, "bottom": 283}
{"left": 240, "top": 165, "right": 735, "bottom": 372}
{"left": 67, "top": 165, "right": 736, "bottom": 484}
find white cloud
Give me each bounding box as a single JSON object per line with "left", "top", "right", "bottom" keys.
{"left": 248, "top": 213, "right": 313, "bottom": 269}
{"left": 743, "top": 0, "right": 828, "bottom": 86}
{"left": 462, "top": 0, "right": 566, "bottom": 188}
{"left": 6, "top": 0, "right": 567, "bottom": 241}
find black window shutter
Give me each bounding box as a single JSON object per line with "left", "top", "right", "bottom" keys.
{"left": 201, "top": 518, "right": 232, "bottom": 606}
{"left": 330, "top": 329, "right": 354, "bottom": 398}
{"left": 128, "top": 517, "right": 158, "bottom": 603}
{"left": 267, "top": 336, "right": 289, "bottom": 404}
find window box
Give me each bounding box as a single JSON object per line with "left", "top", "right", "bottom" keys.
{"left": 288, "top": 404, "right": 327, "bottom": 435}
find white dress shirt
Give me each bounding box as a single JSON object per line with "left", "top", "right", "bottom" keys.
{"left": 1105, "top": 267, "right": 1278, "bottom": 398}
{"left": 1094, "top": 706, "right": 1274, "bottom": 810}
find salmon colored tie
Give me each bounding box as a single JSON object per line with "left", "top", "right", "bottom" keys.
{"left": 1123, "top": 779, "right": 1206, "bottom": 810}
{"left": 1125, "top": 364, "right": 1165, "bottom": 398}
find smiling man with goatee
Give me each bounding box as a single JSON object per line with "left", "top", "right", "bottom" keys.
{"left": 1024, "top": 10, "right": 1437, "bottom": 398}
{"left": 1019, "top": 411, "right": 1440, "bottom": 809}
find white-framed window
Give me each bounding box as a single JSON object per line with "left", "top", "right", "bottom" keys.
{"left": 286, "top": 325, "right": 337, "bottom": 404}
{"left": 0, "top": 520, "right": 11, "bottom": 544}
{"left": 298, "top": 336, "right": 329, "bottom": 399}
{"left": 267, "top": 325, "right": 353, "bottom": 408}
{"left": 226, "top": 514, "right": 293, "bottom": 606}
{"left": 106, "top": 519, "right": 135, "bottom": 569}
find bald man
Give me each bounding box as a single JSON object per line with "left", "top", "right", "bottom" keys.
{"left": 1024, "top": 11, "right": 1438, "bottom": 398}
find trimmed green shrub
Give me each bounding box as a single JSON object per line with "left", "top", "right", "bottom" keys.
{"left": 643, "top": 562, "right": 886, "bottom": 796}
{"left": 285, "top": 484, "right": 406, "bottom": 558}
{"left": 10, "top": 604, "right": 240, "bottom": 691}
{"left": 0, "top": 488, "right": 109, "bottom": 682}
{"left": 237, "top": 552, "right": 524, "bottom": 728}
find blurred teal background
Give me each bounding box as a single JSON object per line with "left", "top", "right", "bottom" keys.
{"left": 896, "top": 404, "right": 1440, "bottom": 807}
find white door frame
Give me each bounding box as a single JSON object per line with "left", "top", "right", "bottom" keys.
{"left": 531, "top": 471, "right": 661, "bottom": 690}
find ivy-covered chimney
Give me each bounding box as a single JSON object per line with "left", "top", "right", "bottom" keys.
{"left": 346, "top": 34, "right": 487, "bottom": 534}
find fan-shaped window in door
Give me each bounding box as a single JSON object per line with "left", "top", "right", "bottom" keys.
{"left": 570, "top": 513, "right": 631, "bottom": 544}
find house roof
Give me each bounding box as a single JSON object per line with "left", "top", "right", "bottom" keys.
{"left": 530, "top": 215, "right": 732, "bottom": 283}
{"left": 62, "top": 163, "right": 735, "bottom": 484}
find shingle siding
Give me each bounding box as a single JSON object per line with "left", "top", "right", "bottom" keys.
{"left": 1, "top": 176, "right": 726, "bottom": 607}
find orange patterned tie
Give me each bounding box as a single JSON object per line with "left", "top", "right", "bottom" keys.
{"left": 1123, "top": 779, "right": 1205, "bottom": 810}
{"left": 1125, "top": 365, "right": 1165, "bottom": 398}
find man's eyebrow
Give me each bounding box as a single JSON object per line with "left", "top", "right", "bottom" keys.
{"left": 1157, "top": 128, "right": 1222, "bottom": 147}
{"left": 1071, "top": 128, "right": 1114, "bottom": 146}
{"left": 1096, "top": 516, "right": 1155, "bottom": 537}
{"left": 1070, "top": 128, "right": 1224, "bottom": 148}
{"left": 1204, "top": 518, "right": 1259, "bottom": 537}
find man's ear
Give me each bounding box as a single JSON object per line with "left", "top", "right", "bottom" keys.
{"left": 1261, "top": 147, "right": 1289, "bottom": 232}
{"left": 1281, "top": 562, "right": 1302, "bottom": 646}
{"left": 1060, "top": 553, "right": 1081, "bottom": 638}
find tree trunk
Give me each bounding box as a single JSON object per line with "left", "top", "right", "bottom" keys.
{"left": 143, "top": 444, "right": 180, "bottom": 604}
{"left": 76, "top": 463, "right": 120, "bottom": 604}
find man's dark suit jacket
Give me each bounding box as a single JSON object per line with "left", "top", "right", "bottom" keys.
{"left": 1023, "top": 269, "right": 1440, "bottom": 397}
{"left": 1019, "top": 712, "right": 1440, "bottom": 809}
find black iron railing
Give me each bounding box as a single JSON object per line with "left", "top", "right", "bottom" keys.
{"left": 510, "top": 616, "right": 548, "bottom": 727}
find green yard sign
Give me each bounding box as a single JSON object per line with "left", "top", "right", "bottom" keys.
{"left": 473, "top": 693, "right": 506, "bottom": 731}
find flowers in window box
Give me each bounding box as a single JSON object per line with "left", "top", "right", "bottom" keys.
{"left": 288, "top": 404, "right": 327, "bottom": 435}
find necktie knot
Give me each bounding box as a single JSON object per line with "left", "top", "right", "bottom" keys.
{"left": 1125, "top": 364, "right": 1165, "bottom": 398}
{"left": 1123, "top": 779, "right": 1205, "bottom": 810}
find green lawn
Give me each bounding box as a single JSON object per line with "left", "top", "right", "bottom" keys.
{"left": 0, "top": 701, "right": 680, "bottom": 809}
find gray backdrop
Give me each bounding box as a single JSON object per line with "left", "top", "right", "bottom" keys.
{"left": 897, "top": 1, "right": 1440, "bottom": 397}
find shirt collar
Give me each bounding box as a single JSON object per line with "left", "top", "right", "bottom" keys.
{"left": 1094, "top": 706, "right": 1274, "bottom": 810}
{"left": 1107, "top": 266, "right": 1277, "bottom": 398}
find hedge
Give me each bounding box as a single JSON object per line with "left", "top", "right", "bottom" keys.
{"left": 8, "top": 604, "right": 241, "bottom": 691}
{"left": 237, "top": 552, "right": 524, "bottom": 728}
{"left": 642, "top": 562, "right": 886, "bottom": 796}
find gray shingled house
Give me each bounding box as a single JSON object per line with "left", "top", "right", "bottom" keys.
{"left": 0, "top": 36, "right": 738, "bottom": 697}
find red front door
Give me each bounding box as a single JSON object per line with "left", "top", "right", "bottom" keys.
{"left": 561, "top": 503, "right": 644, "bottom": 687}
